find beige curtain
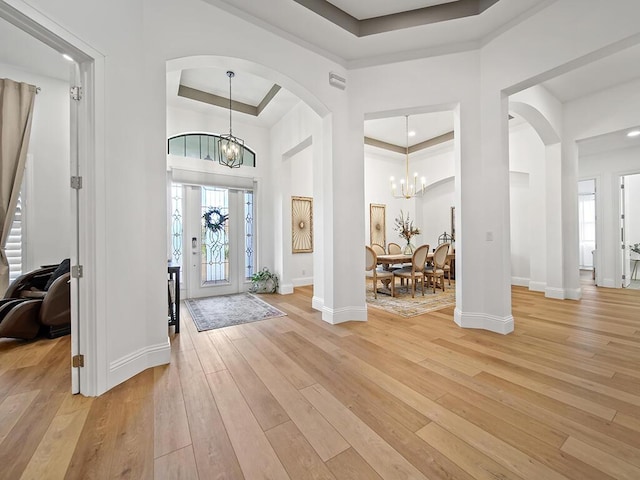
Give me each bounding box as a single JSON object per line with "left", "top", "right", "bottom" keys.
{"left": 0, "top": 78, "right": 37, "bottom": 294}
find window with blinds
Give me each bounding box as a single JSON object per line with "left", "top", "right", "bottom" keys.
{"left": 8, "top": 193, "right": 23, "bottom": 283}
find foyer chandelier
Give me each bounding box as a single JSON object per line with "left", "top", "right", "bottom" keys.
{"left": 218, "top": 70, "right": 245, "bottom": 168}
{"left": 390, "top": 115, "right": 426, "bottom": 199}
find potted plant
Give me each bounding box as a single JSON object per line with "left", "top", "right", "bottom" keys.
{"left": 250, "top": 267, "right": 279, "bottom": 294}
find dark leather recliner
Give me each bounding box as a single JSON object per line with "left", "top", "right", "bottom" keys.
{"left": 0, "top": 260, "right": 71, "bottom": 340}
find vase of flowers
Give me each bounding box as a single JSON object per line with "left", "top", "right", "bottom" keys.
{"left": 394, "top": 210, "right": 421, "bottom": 254}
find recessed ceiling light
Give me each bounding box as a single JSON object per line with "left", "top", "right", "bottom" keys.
{"left": 627, "top": 130, "right": 640, "bottom": 138}
{"left": 408, "top": 130, "right": 416, "bottom": 137}
{"left": 62, "top": 54, "right": 74, "bottom": 62}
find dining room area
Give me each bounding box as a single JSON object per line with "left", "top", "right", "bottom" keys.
{"left": 364, "top": 110, "right": 458, "bottom": 317}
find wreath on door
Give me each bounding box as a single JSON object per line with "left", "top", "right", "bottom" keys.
{"left": 202, "top": 207, "right": 228, "bottom": 233}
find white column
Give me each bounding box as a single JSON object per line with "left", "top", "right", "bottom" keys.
{"left": 319, "top": 107, "right": 367, "bottom": 324}
{"left": 455, "top": 90, "right": 514, "bottom": 334}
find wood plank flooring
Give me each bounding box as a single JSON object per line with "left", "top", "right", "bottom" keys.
{"left": 1, "top": 283, "right": 639, "bottom": 479}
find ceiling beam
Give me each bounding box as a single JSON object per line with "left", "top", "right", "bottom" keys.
{"left": 365, "top": 131, "right": 454, "bottom": 155}
{"left": 293, "top": 0, "right": 500, "bottom": 37}
{"left": 177, "top": 83, "right": 282, "bottom": 117}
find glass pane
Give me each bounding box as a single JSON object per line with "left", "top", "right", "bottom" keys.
{"left": 243, "top": 149, "right": 256, "bottom": 167}
{"left": 170, "top": 184, "right": 183, "bottom": 266}
{"left": 201, "top": 187, "right": 229, "bottom": 284}
{"left": 185, "top": 135, "right": 201, "bottom": 159}
{"left": 245, "top": 190, "right": 254, "bottom": 279}
{"left": 168, "top": 136, "right": 186, "bottom": 156}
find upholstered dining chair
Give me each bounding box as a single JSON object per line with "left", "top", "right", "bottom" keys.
{"left": 425, "top": 242, "right": 450, "bottom": 293}
{"left": 365, "top": 245, "right": 395, "bottom": 298}
{"left": 393, "top": 244, "right": 429, "bottom": 298}
{"left": 387, "top": 242, "right": 402, "bottom": 254}
{"left": 443, "top": 243, "right": 455, "bottom": 285}
{"left": 371, "top": 243, "right": 386, "bottom": 256}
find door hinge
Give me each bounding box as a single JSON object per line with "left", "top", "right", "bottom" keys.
{"left": 72, "top": 354, "right": 84, "bottom": 368}
{"left": 70, "top": 176, "right": 83, "bottom": 190}
{"left": 70, "top": 86, "right": 82, "bottom": 101}
{"left": 71, "top": 265, "right": 83, "bottom": 278}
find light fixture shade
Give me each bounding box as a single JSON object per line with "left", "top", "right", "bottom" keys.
{"left": 218, "top": 133, "right": 245, "bottom": 168}
{"left": 219, "top": 70, "right": 245, "bottom": 168}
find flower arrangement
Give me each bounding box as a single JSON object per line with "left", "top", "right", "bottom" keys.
{"left": 394, "top": 210, "right": 421, "bottom": 243}
{"left": 630, "top": 243, "right": 640, "bottom": 255}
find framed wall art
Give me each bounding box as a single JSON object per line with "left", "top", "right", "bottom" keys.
{"left": 292, "top": 196, "right": 313, "bottom": 253}
{"left": 370, "top": 203, "right": 386, "bottom": 248}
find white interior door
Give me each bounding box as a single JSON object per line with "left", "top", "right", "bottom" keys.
{"left": 69, "top": 62, "right": 82, "bottom": 393}
{"left": 186, "top": 185, "right": 253, "bottom": 298}
{"left": 621, "top": 176, "right": 631, "bottom": 288}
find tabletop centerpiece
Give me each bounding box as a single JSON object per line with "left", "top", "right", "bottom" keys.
{"left": 394, "top": 210, "right": 421, "bottom": 254}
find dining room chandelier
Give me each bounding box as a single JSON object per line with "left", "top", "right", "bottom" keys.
{"left": 218, "top": 70, "right": 245, "bottom": 168}
{"left": 390, "top": 115, "right": 426, "bottom": 199}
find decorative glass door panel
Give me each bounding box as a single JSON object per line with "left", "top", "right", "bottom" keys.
{"left": 184, "top": 185, "right": 255, "bottom": 298}
{"left": 201, "top": 187, "right": 230, "bottom": 285}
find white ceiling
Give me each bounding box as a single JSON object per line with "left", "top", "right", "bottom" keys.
{"left": 2, "top": 1, "right": 640, "bottom": 154}
{"left": 205, "top": 0, "right": 545, "bottom": 67}
{"left": 365, "top": 112, "right": 454, "bottom": 149}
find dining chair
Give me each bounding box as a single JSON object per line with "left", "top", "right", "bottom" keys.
{"left": 387, "top": 242, "right": 402, "bottom": 254}
{"left": 365, "top": 246, "right": 395, "bottom": 298}
{"left": 393, "top": 244, "right": 429, "bottom": 298}
{"left": 443, "top": 243, "right": 454, "bottom": 285}
{"left": 371, "top": 243, "right": 386, "bottom": 256}
{"left": 425, "top": 242, "right": 449, "bottom": 293}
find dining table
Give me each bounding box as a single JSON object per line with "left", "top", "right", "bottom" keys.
{"left": 375, "top": 251, "right": 455, "bottom": 296}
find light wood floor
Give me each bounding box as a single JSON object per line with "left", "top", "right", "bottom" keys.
{"left": 1, "top": 283, "right": 640, "bottom": 479}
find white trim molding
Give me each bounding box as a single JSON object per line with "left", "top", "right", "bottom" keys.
{"left": 108, "top": 340, "right": 171, "bottom": 390}
{"left": 292, "top": 276, "right": 314, "bottom": 287}
{"left": 511, "top": 276, "right": 529, "bottom": 287}
{"left": 322, "top": 305, "right": 367, "bottom": 324}
{"left": 279, "top": 283, "right": 294, "bottom": 295}
{"left": 528, "top": 281, "right": 546, "bottom": 292}
{"left": 454, "top": 308, "right": 514, "bottom": 335}
{"left": 312, "top": 295, "right": 324, "bottom": 311}
{"left": 544, "top": 287, "right": 565, "bottom": 299}
{"left": 565, "top": 288, "right": 582, "bottom": 300}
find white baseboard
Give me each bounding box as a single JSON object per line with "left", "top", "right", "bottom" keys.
{"left": 511, "top": 276, "right": 529, "bottom": 287}
{"left": 322, "top": 305, "right": 367, "bottom": 324}
{"left": 108, "top": 339, "right": 171, "bottom": 390}
{"left": 454, "top": 308, "right": 514, "bottom": 334}
{"left": 292, "top": 276, "right": 313, "bottom": 287}
{"left": 279, "top": 283, "right": 294, "bottom": 295}
{"left": 565, "top": 287, "right": 582, "bottom": 300}
{"left": 312, "top": 296, "right": 324, "bottom": 311}
{"left": 600, "top": 278, "right": 617, "bottom": 288}
{"left": 545, "top": 287, "right": 565, "bottom": 299}
{"left": 528, "top": 281, "right": 546, "bottom": 292}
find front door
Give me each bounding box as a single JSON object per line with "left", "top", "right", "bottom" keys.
{"left": 185, "top": 185, "right": 254, "bottom": 298}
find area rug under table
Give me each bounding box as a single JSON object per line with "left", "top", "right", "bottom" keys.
{"left": 185, "top": 293, "right": 287, "bottom": 332}
{"left": 366, "top": 284, "right": 456, "bottom": 318}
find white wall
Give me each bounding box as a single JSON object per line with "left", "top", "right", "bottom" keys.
{"left": 0, "top": 64, "right": 71, "bottom": 271}
{"left": 508, "top": 120, "right": 547, "bottom": 289}
{"left": 364, "top": 141, "right": 456, "bottom": 252}
{"left": 12, "top": 0, "right": 640, "bottom": 392}
{"left": 290, "top": 146, "right": 313, "bottom": 286}
{"left": 626, "top": 174, "right": 640, "bottom": 251}
{"left": 579, "top": 145, "right": 640, "bottom": 287}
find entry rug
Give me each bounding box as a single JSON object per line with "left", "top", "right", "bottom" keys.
{"left": 366, "top": 283, "right": 456, "bottom": 318}
{"left": 185, "top": 293, "right": 287, "bottom": 332}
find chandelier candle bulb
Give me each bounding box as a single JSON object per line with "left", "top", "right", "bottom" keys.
{"left": 391, "top": 115, "right": 425, "bottom": 199}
